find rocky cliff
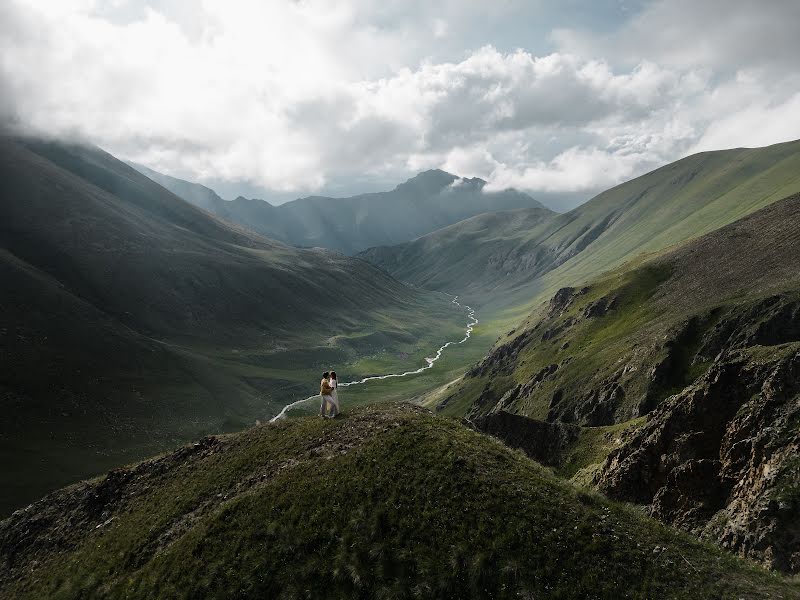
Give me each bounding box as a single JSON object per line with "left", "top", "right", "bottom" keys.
{"left": 596, "top": 344, "right": 800, "bottom": 573}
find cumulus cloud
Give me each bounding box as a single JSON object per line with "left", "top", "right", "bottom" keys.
{"left": 1, "top": 0, "right": 799, "bottom": 203}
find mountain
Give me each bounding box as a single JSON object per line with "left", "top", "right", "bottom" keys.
{"left": 131, "top": 163, "right": 223, "bottom": 213}
{"left": 361, "top": 139, "right": 800, "bottom": 308}
{"left": 438, "top": 191, "right": 800, "bottom": 572}
{"left": 133, "top": 163, "right": 547, "bottom": 254}
{"left": 359, "top": 206, "right": 558, "bottom": 297}
{"left": 2, "top": 403, "right": 796, "bottom": 599}
{"left": 0, "top": 137, "right": 463, "bottom": 516}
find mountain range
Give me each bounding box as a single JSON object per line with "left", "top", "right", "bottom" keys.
{"left": 362, "top": 139, "right": 800, "bottom": 309}
{"left": 3, "top": 134, "right": 800, "bottom": 595}
{"left": 133, "top": 163, "right": 546, "bottom": 254}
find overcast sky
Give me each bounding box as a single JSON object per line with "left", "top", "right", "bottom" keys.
{"left": 2, "top": 1, "right": 800, "bottom": 208}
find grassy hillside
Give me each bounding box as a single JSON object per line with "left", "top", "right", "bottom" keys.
{"left": 0, "top": 137, "right": 466, "bottom": 516}
{"left": 446, "top": 191, "right": 800, "bottom": 424}
{"left": 438, "top": 192, "right": 800, "bottom": 572}
{"left": 359, "top": 207, "right": 557, "bottom": 297}
{"left": 1, "top": 404, "right": 796, "bottom": 599}
{"left": 134, "top": 164, "right": 547, "bottom": 255}
{"left": 362, "top": 139, "right": 800, "bottom": 311}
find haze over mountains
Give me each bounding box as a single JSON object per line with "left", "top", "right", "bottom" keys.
{"left": 134, "top": 163, "right": 547, "bottom": 254}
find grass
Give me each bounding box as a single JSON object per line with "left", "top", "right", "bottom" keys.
{"left": 440, "top": 263, "right": 680, "bottom": 423}
{"left": 442, "top": 187, "right": 800, "bottom": 424}
{"left": 3, "top": 404, "right": 796, "bottom": 599}
{"left": 556, "top": 417, "right": 647, "bottom": 482}
{"left": 282, "top": 307, "right": 504, "bottom": 419}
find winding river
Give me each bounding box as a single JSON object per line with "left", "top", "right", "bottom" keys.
{"left": 269, "top": 296, "right": 478, "bottom": 422}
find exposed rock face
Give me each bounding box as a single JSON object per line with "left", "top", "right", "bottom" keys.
{"left": 547, "top": 287, "right": 577, "bottom": 317}
{"left": 696, "top": 296, "right": 800, "bottom": 361}
{"left": 595, "top": 347, "right": 800, "bottom": 573}
{"left": 566, "top": 377, "right": 626, "bottom": 426}
{"left": 465, "top": 329, "right": 537, "bottom": 378}
{"left": 472, "top": 411, "right": 580, "bottom": 467}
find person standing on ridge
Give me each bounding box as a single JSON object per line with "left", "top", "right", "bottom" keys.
{"left": 328, "top": 371, "right": 339, "bottom": 418}
{"left": 320, "top": 372, "right": 334, "bottom": 418}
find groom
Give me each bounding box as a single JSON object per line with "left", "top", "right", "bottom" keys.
{"left": 320, "top": 371, "right": 334, "bottom": 417}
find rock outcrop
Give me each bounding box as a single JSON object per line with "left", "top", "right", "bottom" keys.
{"left": 595, "top": 346, "right": 800, "bottom": 573}
{"left": 472, "top": 411, "right": 580, "bottom": 467}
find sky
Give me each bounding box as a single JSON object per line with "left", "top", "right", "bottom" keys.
{"left": 2, "top": 1, "right": 800, "bottom": 209}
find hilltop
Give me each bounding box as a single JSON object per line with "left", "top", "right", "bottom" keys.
{"left": 1, "top": 404, "right": 796, "bottom": 599}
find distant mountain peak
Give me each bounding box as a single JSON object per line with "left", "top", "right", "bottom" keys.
{"left": 395, "top": 169, "right": 458, "bottom": 193}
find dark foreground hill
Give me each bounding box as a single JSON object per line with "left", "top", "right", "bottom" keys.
{"left": 1, "top": 404, "right": 796, "bottom": 599}
{"left": 362, "top": 139, "right": 800, "bottom": 308}
{"left": 134, "top": 163, "right": 549, "bottom": 254}
{"left": 440, "top": 192, "right": 800, "bottom": 572}
{"left": 0, "top": 137, "right": 462, "bottom": 516}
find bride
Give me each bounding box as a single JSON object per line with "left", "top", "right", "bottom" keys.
{"left": 328, "top": 371, "right": 340, "bottom": 418}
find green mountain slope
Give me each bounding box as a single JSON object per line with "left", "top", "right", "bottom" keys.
{"left": 440, "top": 192, "right": 800, "bottom": 572}
{"left": 134, "top": 164, "right": 547, "bottom": 255}
{"left": 359, "top": 207, "right": 557, "bottom": 296}
{"left": 0, "top": 137, "right": 464, "bottom": 516}
{"left": 362, "top": 139, "right": 800, "bottom": 310}
{"left": 1, "top": 404, "right": 796, "bottom": 599}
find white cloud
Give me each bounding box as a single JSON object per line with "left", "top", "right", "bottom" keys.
{"left": 1, "top": 0, "right": 799, "bottom": 200}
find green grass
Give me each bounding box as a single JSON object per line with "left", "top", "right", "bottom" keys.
{"left": 3, "top": 404, "right": 796, "bottom": 599}
{"left": 440, "top": 263, "right": 681, "bottom": 423}
{"left": 557, "top": 417, "right": 647, "bottom": 481}
{"left": 278, "top": 301, "right": 522, "bottom": 420}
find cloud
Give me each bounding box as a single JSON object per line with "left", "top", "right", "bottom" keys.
{"left": 1, "top": 0, "right": 799, "bottom": 200}
{"left": 552, "top": 0, "right": 800, "bottom": 73}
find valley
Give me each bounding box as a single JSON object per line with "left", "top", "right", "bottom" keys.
{"left": 0, "top": 137, "right": 469, "bottom": 516}
{"left": 5, "top": 4, "right": 800, "bottom": 597}
{"left": 2, "top": 134, "right": 800, "bottom": 596}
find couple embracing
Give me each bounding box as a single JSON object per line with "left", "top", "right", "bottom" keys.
{"left": 320, "top": 371, "right": 340, "bottom": 418}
